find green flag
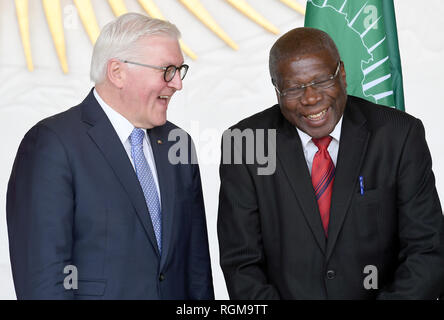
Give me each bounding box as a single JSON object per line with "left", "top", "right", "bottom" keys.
{"left": 305, "top": 0, "right": 405, "bottom": 110}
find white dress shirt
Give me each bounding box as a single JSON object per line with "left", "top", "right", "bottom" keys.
{"left": 93, "top": 89, "right": 161, "bottom": 203}
{"left": 296, "top": 117, "right": 343, "bottom": 176}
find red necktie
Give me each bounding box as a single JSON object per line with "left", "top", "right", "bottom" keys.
{"left": 311, "top": 136, "right": 335, "bottom": 237}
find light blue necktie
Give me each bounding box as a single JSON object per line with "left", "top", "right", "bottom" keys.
{"left": 129, "top": 128, "right": 162, "bottom": 253}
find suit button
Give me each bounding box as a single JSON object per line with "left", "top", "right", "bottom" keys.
{"left": 326, "top": 270, "right": 336, "bottom": 280}
{"left": 159, "top": 273, "right": 165, "bottom": 281}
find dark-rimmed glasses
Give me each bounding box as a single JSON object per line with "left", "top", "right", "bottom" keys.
{"left": 121, "top": 60, "right": 189, "bottom": 82}
{"left": 274, "top": 61, "right": 341, "bottom": 100}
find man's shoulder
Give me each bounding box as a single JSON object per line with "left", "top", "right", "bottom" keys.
{"left": 20, "top": 90, "right": 100, "bottom": 150}
{"left": 36, "top": 105, "right": 82, "bottom": 131}
{"left": 347, "top": 95, "right": 418, "bottom": 129}
{"left": 33, "top": 89, "right": 99, "bottom": 134}
{"left": 155, "top": 120, "right": 193, "bottom": 140}
{"left": 228, "top": 105, "right": 281, "bottom": 130}
{"left": 20, "top": 102, "right": 84, "bottom": 146}
{"left": 161, "top": 120, "right": 181, "bottom": 132}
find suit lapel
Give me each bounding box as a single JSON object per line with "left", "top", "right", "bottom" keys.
{"left": 276, "top": 114, "right": 327, "bottom": 254}
{"left": 147, "top": 127, "right": 176, "bottom": 268}
{"left": 81, "top": 90, "right": 160, "bottom": 256}
{"left": 326, "top": 99, "right": 370, "bottom": 261}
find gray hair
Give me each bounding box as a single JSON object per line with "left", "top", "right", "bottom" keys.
{"left": 90, "top": 13, "right": 181, "bottom": 84}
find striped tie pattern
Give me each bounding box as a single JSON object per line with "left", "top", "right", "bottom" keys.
{"left": 311, "top": 136, "right": 335, "bottom": 237}
{"left": 129, "top": 128, "right": 162, "bottom": 253}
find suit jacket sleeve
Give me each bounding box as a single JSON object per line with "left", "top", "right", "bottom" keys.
{"left": 186, "top": 138, "right": 214, "bottom": 299}
{"left": 378, "top": 118, "right": 444, "bottom": 299}
{"left": 7, "top": 124, "right": 75, "bottom": 299}
{"left": 217, "top": 134, "right": 280, "bottom": 299}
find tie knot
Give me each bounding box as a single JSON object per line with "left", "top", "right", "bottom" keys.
{"left": 129, "top": 128, "right": 145, "bottom": 147}
{"left": 312, "top": 136, "right": 332, "bottom": 150}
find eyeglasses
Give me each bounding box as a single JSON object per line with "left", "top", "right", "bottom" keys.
{"left": 121, "top": 60, "right": 189, "bottom": 82}
{"left": 274, "top": 62, "right": 341, "bottom": 100}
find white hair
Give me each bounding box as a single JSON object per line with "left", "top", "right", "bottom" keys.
{"left": 90, "top": 13, "right": 181, "bottom": 84}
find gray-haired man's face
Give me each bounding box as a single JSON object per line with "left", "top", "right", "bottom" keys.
{"left": 120, "top": 35, "right": 184, "bottom": 129}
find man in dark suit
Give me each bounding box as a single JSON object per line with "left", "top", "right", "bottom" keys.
{"left": 7, "top": 13, "right": 214, "bottom": 300}
{"left": 217, "top": 27, "right": 444, "bottom": 299}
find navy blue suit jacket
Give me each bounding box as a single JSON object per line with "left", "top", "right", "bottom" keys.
{"left": 7, "top": 89, "right": 214, "bottom": 299}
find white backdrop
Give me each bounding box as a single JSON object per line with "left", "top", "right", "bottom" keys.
{"left": 0, "top": 0, "right": 443, "bottom": 300}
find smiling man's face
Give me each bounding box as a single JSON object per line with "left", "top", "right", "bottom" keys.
{"left": 120, "top": 35, "right": 184, "bottom": 129}
{"left": 274, "top": 49, "right": 347, "bottom": 138}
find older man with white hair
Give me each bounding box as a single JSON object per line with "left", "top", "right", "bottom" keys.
{"left": 7, "top": 13, "right": 214, "bottom": 300}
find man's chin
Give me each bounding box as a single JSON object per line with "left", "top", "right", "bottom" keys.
{"left": 151, "top": 116, "right": 167, "bottom": 128}
{"left": 301, "top": 123, "right": 335, "bottom": 139}
{"left": 136, "top": 116, "right": 167, "bottom": 129}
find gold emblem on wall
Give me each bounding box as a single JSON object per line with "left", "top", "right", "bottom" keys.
{"left": 14, "top": 0, "right": 305, "bottom": 73}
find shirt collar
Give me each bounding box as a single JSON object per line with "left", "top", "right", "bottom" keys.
{"left": 93, "top": 88, "right": 139, "bottom": 144}
{"left": 296, "top": 116, "right": 343, "bottom": 148}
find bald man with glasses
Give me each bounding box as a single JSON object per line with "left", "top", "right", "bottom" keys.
{"left": 218, "top": 27, "right": 444, "bottom": 300}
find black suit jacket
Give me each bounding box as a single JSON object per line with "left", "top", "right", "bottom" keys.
{"left": 7, "top": 89, "right": 214, "bottom": 299}
{"left": 218, "top": 95, "right": 444, "bottom": 299}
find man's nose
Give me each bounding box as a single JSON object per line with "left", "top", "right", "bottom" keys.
{"left": 168, "top": 71, "right": 183, "bottom": 90}
{"left": 300, "top": 86, "right": 322, "bottom": 105}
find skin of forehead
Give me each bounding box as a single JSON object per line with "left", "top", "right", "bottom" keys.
{"left": 269, "top": 27, "right": 340, "bottom": 81}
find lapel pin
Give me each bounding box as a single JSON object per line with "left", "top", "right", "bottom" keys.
{"left": 157, "top": 139, "right": 162, "bottom": 144}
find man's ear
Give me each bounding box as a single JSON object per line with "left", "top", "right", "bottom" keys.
{"left": 107, "top": 59, "right": 126, "bottom": 89}
{"left": 271, "top": 78, "right": 282, "bottom": 103}
{"left": 340, "top": 60, "right": 347, "bottom": 89}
